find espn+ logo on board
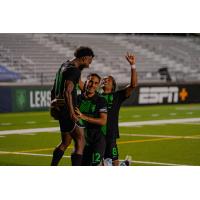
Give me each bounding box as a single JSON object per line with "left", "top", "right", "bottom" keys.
{"left": 139, "top": 86, "right": 188, "bottom": 104}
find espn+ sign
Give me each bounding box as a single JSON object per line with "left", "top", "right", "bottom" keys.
{"left": 138, "top": 86, "right": 188, "bottom": 104}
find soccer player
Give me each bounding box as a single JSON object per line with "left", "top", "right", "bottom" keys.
{"left": 75, "top": 73, "right": 107, "bottom": 166}
{"left": 102, "top": 53, "right": 137, "bottom": 166}
{"left": 50, "top": 46, "right": 94, "bottom": 166}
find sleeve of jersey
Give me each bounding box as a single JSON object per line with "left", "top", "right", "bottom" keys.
{"left": 63, "top": 67, "right": 81, "bottom": 84}
{"left": 98, "top": 97, "right": 108, "bottom": 113}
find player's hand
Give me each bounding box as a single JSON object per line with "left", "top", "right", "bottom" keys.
{"left": 75, "top": 107, "right": 82, "bottom": 117}
{"left": 51, "top": 99, "right": 58, "bottom": 107}
{"left": 70, "top": 111, "right": 80, "bottom": 122}
{"left": 75, "top": 107, "right": 88, "bottom": 121}
{"left": 125, "top": 53, "right": 136, "bottom": 66}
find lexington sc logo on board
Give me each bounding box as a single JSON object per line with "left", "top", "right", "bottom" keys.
{"left": 14, "top": 88, "right": 51, "bottom": 111}
{"left": 138, "top": 86, "right": 189, "bottom": 104}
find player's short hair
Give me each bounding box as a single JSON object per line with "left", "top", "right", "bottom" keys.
{"left": 87, "top": 73, "right": 101, "bottom": 82}
{"left": 74, "top": 46, "right": 94, "bottom": 58}
{"left": 108, "top": 75, "right": 116, "bottom": 91}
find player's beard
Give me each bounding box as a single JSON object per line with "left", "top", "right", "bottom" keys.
{"left": 79, "top": 64, "right": 88, "bottom": 71}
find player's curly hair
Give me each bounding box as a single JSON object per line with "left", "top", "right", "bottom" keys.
{"left": 108, "top": 75, "right": 116, "bottom": 92}
{"left": 74, "top": 46, "right": 94, "bottom": 58}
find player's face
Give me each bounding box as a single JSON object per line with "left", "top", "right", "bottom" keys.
{"left": 85, "top": 76, "right": 100, "bottom": 94}
{"left": 101, "top": 76, "right": 113, "bottom": 91}
{"left": 83, "top": 56, "right": 93, "bottom": 68}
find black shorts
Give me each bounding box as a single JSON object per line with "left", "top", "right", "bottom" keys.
{"left": 82, "top": 131, "right": 106, "bottom": 166}
{"left": 58, "top": 106, "right": 76, "bottom": 133}
{"left": 104, "top": 139, "right": 119, "bottom": 161}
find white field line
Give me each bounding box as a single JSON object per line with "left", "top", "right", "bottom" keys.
{"left": 19, "top": 133, "right": 36, "bottom": 136}
{"left": 119, "top": 118, "right": 200, "bottom": 127}
{"left": 25, "top": 121, "right": 36, "bottom": 124}
{"left": 176, "top": 107, "right": 200, "bottom": 110}
{"left": 1, "top": 118, "right": 200, "bottom": 135}
{"left": 0, "top": 127, "right": 60, "bottom": 135}
{"left": 131, "top": 160, "right": 185, "bottom": 166}
{"left": 0, "top": 151, "right": 187, "bottom": 166}
{"left": 120, "top": 133, "right": 200, "bottom": 139}
{"left": 0, "top": 123, "right": 12, "bottom": 126}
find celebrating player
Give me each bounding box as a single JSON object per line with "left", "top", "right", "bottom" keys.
{"left": 75, "top": 73, "right": 107, "bottom": 165}
{"left": 102, "top": 53, "right": 137, "bottom": 166}
{"left": 50, "top": 46, "right": 94, "bottom": 166}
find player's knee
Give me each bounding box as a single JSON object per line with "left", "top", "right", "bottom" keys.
{"left": 60, "top": 143, "right": 69, "bottom": 151}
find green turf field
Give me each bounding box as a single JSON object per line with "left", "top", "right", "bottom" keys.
{"left": 0, "top": 104, "right": 200, "bottom": 166}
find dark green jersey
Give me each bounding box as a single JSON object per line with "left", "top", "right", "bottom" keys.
{"left": 102, "top": 89, "right": 128, "bottom": 140}
{"left": 77, "top": 93, "right": 107, "bottom": 141}
{"left": 51, "top": 61, "right": 81, "bottom": 108}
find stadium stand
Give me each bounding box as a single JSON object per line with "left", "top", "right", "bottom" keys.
{"left": 0, "top": 34, "right": 199, "bottom": 85}
{"left": 0, "top": 34, "right": 66, "bottom": 84}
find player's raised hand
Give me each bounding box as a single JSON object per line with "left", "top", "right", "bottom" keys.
{"left": 125, "top": 53, "right": 136, "bottom": 66}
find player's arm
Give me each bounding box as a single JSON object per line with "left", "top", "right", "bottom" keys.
{"left": 124, "top": 53, "right": 138, "bottom": 98}
{"left": 75, "top": 108, "right": 107, "bottom": 126}
{"left": 50, "top": 79, "right": 60, "bottom": 108}
{"left": 64, "top": 80, "right": 79, "bottom": 122}
{"left": 78, "top": 78, "right": 84, "bottom": 92}
{"left": 51, "top": 79, "right": 56, "bottom": 101}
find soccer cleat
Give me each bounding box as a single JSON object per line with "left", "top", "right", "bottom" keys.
{"left": 120, "top": 155, "right": 132, "bottom": 166}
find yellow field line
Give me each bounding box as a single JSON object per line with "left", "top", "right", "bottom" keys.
{"left": 18, "top": 148, "right": 54, "bottom": 153}
{"left": 18, "top": 146, "right": 73, "bottom": 153}
{"left": 3, "top": 133, "right": 198, "bottom": 154}
{"left": 20, "top": 138, "right": 178, "bottom": 152}
{"left": 117, "top": 137, "right": 178, "bottom": 145}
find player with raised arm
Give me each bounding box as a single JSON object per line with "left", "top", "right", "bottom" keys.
{"left": 102, "top": 53, "right": 138, "bottom": 166}
{"left": 50, "top": 46, "right": 94, "bottom": 166}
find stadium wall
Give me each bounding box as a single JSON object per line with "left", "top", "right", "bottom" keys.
{"left": 0, "top": 85, "right": 51, "bottom": 113}
{"left": 0, "top": 83, "right": 200, "bottom": 113}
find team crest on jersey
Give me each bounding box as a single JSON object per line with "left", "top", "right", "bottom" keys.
{"left": 90, "top": 104, "right": 96, "bottom": 112}
{"left": 79, "top": 100, "right": 96, "bottom": 113}
{"left": 104, "top": 94, "right": 113, "bottom": 109}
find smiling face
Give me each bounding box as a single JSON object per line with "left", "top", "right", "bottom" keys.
{"left": 85, "top": 75, "right": 101, "bottom": 95}
{"left": 101, "top": 76, "right": 114, "bottom": 92}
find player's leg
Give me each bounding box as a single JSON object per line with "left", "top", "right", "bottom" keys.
{"left": 51, "top": 132, "right": 72, "bottom": 166}
{"left": 104, "top": 139, "right": 119, "bottom": 166}
{"left": 70, "top": 125, "right": 85, "bottom": 166}
{"left": 82, "top": 145, "right": 92, "bottom": 166}
{"left": 51, "top": 109, "right": 74, "bottom": 166}
{"left": 91, "top": 135, "right": 106, "bottom": 166}
{"left": 112, "top": 143, "right": 119, "bottom": 166}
